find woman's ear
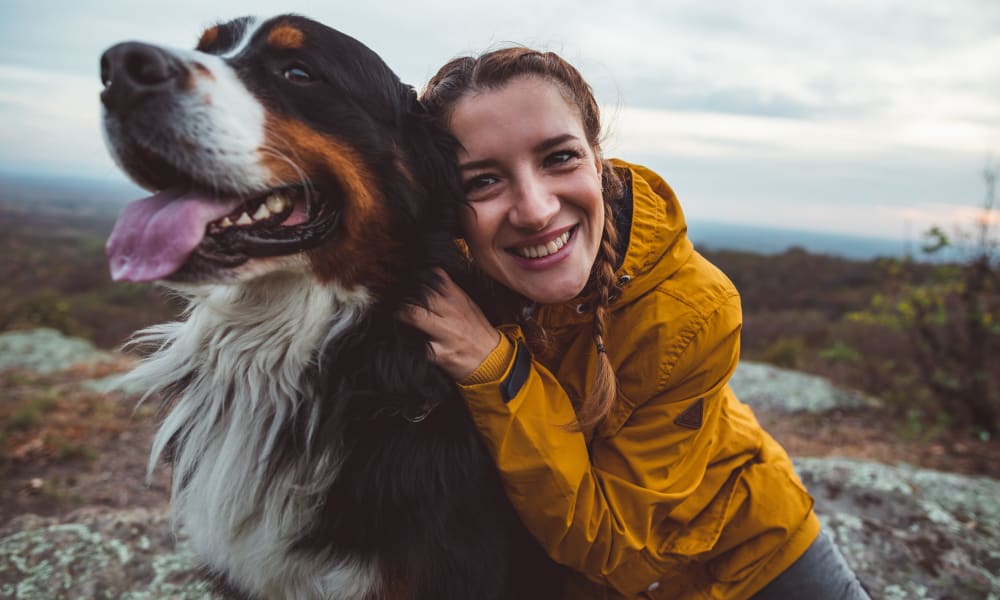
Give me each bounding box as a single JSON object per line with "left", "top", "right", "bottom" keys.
{"left": 593, "top": 148, "right": 603, "bottom": 176}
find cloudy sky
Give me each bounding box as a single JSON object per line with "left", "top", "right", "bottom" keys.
{"left": 1, "top": 0, "right": 997, "bottom": 240}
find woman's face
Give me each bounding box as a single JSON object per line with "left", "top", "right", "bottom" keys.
{"left": 449, "top": 76, "right": 605, "bottom": 305}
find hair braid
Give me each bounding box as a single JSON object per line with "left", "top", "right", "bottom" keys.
{"left": 574, "top": 185, "right": 621, "bottom": 431}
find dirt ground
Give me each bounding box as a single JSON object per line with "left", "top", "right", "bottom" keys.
{"left": 2, "top": 364, "right": 998, "bottom": 528}
{"left": 760, "top": 410, "right": 1000, "bottom": 478}
{"left": 0, "top": 363, "right": 171, "bottom": 525}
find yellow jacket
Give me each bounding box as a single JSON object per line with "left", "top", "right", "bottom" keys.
{"left": 459, "top": 160, "right": 820, "bottom": 599}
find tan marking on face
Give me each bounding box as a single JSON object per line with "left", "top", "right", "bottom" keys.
{"left": 267, "top": 24, "right": 305, "bottom": 50}
{"left": 197, "top": 26, "right": 219, "bottom": 51}
{"left": 192, "top": 62, "right": 214, "bottom": 81}
{"left": 178, "top": 66, "right": 200, "bottom": 92}
{"left": 260, "top": 116, "right": 396, "bottom": 289}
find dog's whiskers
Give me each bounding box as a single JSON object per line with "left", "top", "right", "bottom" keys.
{"left": 260, "top": 125, "right": 315, "bottom": 190}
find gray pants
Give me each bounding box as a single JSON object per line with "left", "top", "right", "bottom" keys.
{"left": 751, "top": 531, "right": 870, "bottom": 600}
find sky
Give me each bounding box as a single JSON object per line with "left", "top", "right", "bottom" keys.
{"left": 1, "top": 0, "right": 997, "bottom": 241}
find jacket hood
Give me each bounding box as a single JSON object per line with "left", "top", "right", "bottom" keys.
{"left": 536, "top": 159, "right": 694, "bottom": 328}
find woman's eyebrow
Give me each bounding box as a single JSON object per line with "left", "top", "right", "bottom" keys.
{"left": 533, "top": 133, "right": 578, "bottom": 153}
{"left": 459, "top": 133, "right": 581, "bottom": 171}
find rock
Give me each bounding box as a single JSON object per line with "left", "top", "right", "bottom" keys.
{"left": 3, "top": 458, "right": 998, "bottom": 598}
{"left": 0, "top": 328, "right": 116, "bottom": 375}
{"left": 731, "top": 360, "right": 878, "bottom": 414}
{"left": 0, "top": 328, "right": 142, "bottom": 393}
{"left": 0, "top": 507, "right": 212, "bottom": 599}
{"left": 797, "top": 457, "right": 1000, "bottom": 599}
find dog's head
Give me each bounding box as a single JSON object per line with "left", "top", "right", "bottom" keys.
{"left": 102, "top": 15, "right": 461, "bottom": 290}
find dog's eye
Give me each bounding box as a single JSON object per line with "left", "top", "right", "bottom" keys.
{"left": 282, "top": 66, "right": 313, "bottom": 83}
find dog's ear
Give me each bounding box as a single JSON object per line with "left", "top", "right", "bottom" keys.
{"left": 397, "top": 87, "right": 498, "bottom": 305}
{"left": 399, "top": 87, "right": 465, "bottom": 236}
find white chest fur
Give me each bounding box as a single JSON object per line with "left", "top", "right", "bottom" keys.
{"left": 122, "top": 275, "right": 380, "bottom": 599}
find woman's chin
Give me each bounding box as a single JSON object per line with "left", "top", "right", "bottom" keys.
{"left": 511, "top": 275, "right": 589, "bottom": 306}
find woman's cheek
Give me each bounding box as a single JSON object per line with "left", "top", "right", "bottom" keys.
{"left": 458, "top": 205, "right": 482, "bottom": 247}
{"left": 461, "top": 201, "right": 502, "bottom": 249}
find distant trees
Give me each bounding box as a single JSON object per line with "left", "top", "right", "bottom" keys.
{"left": 855, "top": 164, "right": 999, "bottom": 435}
{"left": 0, "top": 205, "right": 179, "bottom": 348}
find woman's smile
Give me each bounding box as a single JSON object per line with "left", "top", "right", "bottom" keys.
{"left": 506, "top": 225, "right": 577, "bottom": 269}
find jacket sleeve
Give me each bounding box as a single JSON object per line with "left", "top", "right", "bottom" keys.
{"left": 459, "top": 292, "right": 743, "bottom": 596}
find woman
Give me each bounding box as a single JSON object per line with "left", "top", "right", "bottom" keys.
{"left": 401, "top": 48, "right": 869, "bottom": 599}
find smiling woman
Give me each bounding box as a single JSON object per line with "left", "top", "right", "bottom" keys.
{"left": 399, "top": 47, "right": 873, "bottom": 599}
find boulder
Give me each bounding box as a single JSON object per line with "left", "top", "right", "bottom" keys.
{"left": 731, "top": 360, "right": 878, "bottom": 414}
{"left": 0, "top": 328, "right": 142, "bottom": 393}
{"left": 797, "top": 457, "right": 1000, "bottom": 599}
{"left": 0, "top": 329, "right": 116, "bottom": 375}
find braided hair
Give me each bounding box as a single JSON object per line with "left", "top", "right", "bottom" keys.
{"left": 422, "top": 47, "right": 625, "bottom": 431}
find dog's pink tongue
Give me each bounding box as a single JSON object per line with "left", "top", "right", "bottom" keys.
{"left": 106, "top": 188, "right": 243, "bottom": 282}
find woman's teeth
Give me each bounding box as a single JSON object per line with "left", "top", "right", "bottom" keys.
{"left": 514, "top": 229, "right": 571, "bottom": 259}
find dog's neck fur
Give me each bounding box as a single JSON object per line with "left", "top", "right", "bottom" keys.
{"left": 128, "top": 272, "right": 369, "bottom": 475}
{"left": 120, "top": 273, "right": 377, "bottom": 596}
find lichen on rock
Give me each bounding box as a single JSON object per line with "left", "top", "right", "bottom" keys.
{"left": 797, "top": 457, "right": 1000, "bottom": 598}
{"left": 0, "top": 508, "right": 211, "bottom": 600}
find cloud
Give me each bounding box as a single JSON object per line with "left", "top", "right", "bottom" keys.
{"left": 574, "top": 0, "right": 1000, "bottom": 132}
{"left": 0, "top": 65, "right": 116, "bottom": 177}
{"left": 606, "top": 104, "right": 997, "bottom": 162}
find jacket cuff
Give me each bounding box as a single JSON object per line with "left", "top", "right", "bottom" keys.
{"left": 460, "top": 331, "right": 515, "bottom": 386}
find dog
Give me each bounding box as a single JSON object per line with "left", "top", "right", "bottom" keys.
{"left": 100, "top": 15, "right": 560, "bottom": 599}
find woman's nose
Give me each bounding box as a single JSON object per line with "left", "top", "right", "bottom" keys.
{"left": 509, "top": 176, "right": 558, "bottom": 231}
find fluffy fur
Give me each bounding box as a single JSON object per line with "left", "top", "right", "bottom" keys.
{"left": 100, "top": 15, "right": 559, "bottom": 599}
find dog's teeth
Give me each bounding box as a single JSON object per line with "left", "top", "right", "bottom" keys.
{"left": 252, "top": 204, "right": 271, "bottom": 220}
{"left": 266, "top": 194, "right": 287, "bottom": 213}
{"left": 220, "top": 217, "right": 234, "bottom": 228}
{"left": 236, "top": 212, "right": 253, "bottom": 226}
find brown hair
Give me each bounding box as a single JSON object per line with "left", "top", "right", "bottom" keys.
{"left": 421, "top": 47, "right": 623, "bottom": 431}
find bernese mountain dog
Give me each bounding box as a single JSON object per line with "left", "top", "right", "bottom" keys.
{"left": 100, "top": 14, "right": 560, "bottom": 599}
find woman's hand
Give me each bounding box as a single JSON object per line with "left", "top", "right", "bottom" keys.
{"left": 399, "top": 270, "right": 501, "bottom": 381}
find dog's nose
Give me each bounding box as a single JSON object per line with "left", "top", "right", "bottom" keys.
{"left": 100, "top": 42, "right": 184, "bottom": 111}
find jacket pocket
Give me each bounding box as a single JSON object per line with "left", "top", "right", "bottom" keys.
{"left": 706, "top": 462, "right": 815, "bottom": 583}
{"left": 639, "top": 472, "right": 740, "bottom": 599}
{"left": 654, "top": 466, "right": 742, "bottom": 570}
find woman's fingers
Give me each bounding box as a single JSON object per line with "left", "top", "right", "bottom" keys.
{"left": 397, "top": 270, "right": 500, "bottom": 381}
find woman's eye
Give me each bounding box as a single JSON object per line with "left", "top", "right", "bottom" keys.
{"left": 282, "top": 66, "right": 313, "bottom": 83}
{"left": 545, "top": 150, "right": 579, "bottom": 167}
{"left": 463, "top": 174, "right": 498, "bottom": 194}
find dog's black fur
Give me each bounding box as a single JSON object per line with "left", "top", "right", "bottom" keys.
{"left": 101, "top": 14, "right": 561, "bottom": 599}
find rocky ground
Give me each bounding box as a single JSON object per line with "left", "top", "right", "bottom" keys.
{"left": 1, "top": 329, "right": 998, "bottom": 599}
